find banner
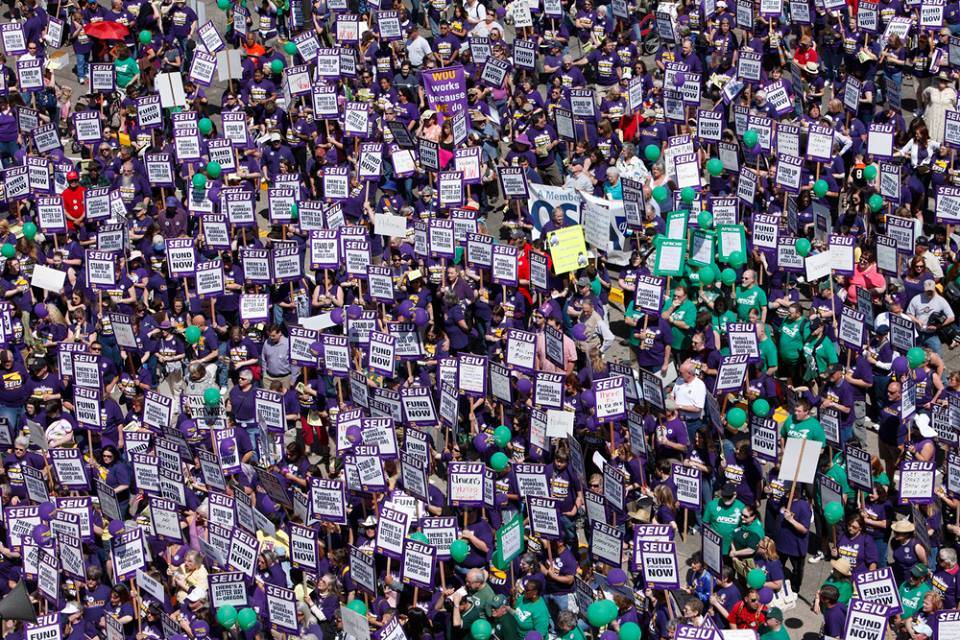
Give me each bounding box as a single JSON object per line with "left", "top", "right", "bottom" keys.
{"left": 526, "top": 183, "right": 582, "bottom": 240}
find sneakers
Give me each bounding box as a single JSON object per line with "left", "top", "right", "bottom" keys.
{"left": 808, "top": 551, "right": 825, "bottom": 563}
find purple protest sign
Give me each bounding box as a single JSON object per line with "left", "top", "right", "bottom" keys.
{"left": 422, "top": 66, "right": 469, "bottom": 123}
{"left": 401, "top": 539, "right": 437, "bottom": 590}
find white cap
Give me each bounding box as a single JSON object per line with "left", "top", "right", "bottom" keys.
{"left": 914, "top": 624, "right": 933, "bottom": 637}
{"left": 61, "top": 603, "right": 80, "bottom": 615}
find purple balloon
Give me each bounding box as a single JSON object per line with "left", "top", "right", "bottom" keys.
{"left": 473, "top": 433, "right": 492, "bottom": 453}
{"left": 517, "top": 377, "right": 532, "bottom": 395}
{"left": 347, "top": 304, "right": 363, "bottom": 320}
{"left": 33, "top": 303, "right": 49, "bottom": 318}
{"left": 330, "top": 307, "right": 345, "bottom": 325}
{"left": 38, "top": 502, "right": 56, "bottom": 522}
{"left": 673, "top": 72, "right": 686, "bottom": 87}
{"left": 32, "top": 524, "right": 53, "bottom": 548}
{"left": 572, "top": 323, "right": 588, "bottom": 341}
{"left": 581, "top": 389, "right": 596, "bottom": 408}
{"left": 600, "top": 632, "right": 618, "bottom": 640}
{"left": 758, "top": 587, "right": 774, "bottom": 605}
{"left": 397, "top": 300, "right": 414, "bottom": 318}
{"left": 345, "top": 425, "right": 363, "bottom": 443}
{"left": 219, "top": 438, "right": 236, "bottom": 457}
{"left": 309, "top": 340, "right": 323, "bottom": 355}
{"left": 892, "top": 356, "right": 909, "bottom": 376}
{"left": 412, "top": 307, "right": 429, "bottom": 328}
{"left": 107, "top": 520, "right": 125, "bottom": 536}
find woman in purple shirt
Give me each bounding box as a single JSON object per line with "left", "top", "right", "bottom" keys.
{"left": 833, "top": 516, "right": 879, "bottom": 577}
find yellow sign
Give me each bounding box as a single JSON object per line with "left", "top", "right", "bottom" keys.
{"left": 609, "top": 287, "right": 624, "bottom": 306}
{"left": 546, "top": 225, "right": 588, "bottom": 275}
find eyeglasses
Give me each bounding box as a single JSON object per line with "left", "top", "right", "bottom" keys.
{"left": 590, "top": 483, "right": 601, "bottom": 488}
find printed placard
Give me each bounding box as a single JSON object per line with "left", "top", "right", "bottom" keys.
{"left": 854, "top": 568, "right": 902, "bottom": 615}
{"left": 638, "top": 540, "right": 680, "bottom": 589}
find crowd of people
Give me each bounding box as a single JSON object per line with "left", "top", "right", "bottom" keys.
{"left": 0, "top": 0, "right": 959, "bottom": 638}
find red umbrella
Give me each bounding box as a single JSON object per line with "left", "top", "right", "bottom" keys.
{"left": 82, "top": 21, "right": 130, "bottom": 40}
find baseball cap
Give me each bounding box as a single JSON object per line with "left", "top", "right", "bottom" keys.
{"left": 911, "top": 563, "right": 929, "bottom": 578}
{"left": 720, "top": 483, "right": 736, "bottom": 499}
{"left": 491, "top": 594, "right": 508, "bottom": 608}
{"left": 766, "top": 607, "right": 783, "bottom": 622}
{"left": 914, "top": 624, "right": 933, "bottom": 637}
{"left": 924, "top": 279, "right": 936, "bottom": 292}
{"left": 733, "top": 528, "right": 760, "bottom": 550}
{"left": 577, "top": 276, "right": 591, "bottom": 288}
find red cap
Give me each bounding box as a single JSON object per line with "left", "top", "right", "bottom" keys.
{"left": 66, "top": 171, "right": 79, "bottom": 181}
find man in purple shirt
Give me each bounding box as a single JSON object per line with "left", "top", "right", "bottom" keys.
{"left": 818, "top": 585, "right": 847, "bottom": 639}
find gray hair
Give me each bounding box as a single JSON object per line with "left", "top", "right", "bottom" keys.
{"left": 557, "top": 611, "right": 578, "bottom": 631}
{"left": 14, "top": 436, "right": 28, "bottom": 448}
{"left": 941, "top": 548, "right": 958, "bottom": 565}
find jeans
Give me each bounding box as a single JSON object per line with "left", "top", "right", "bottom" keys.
{"left": 853, "top": 400, "right": 868, "bottom": 445}
{"left": 239, "top": 421, "right": 260, "bottom": 462}
{"left": 559, "top": 514, "right": 577, "bottom": 547}
{"left": 0, "top": 140, "right": 19, "bottom": 167}
{"left": 697, "top": 477, "right": 715, "bottom": 527}
{"left": 874, "top": 537, "right": 888, "bottom": 567}
{"left": 821, "top": 47, "right": 841, "bottom": 83}
{"left": 76, "top": 52, "right": 88, "bottom": 82}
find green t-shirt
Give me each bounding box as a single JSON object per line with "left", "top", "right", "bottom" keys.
{"left": 822, "top": 577, "right": 853, "bottom": 604}
{"left": 780, "top": 416, "right": 826, "bottom": 443}
{"left": 115, "top": 57, "right": 140, "bottom": 88}
{"left": 826, "top": 463, "right": 856, "bottom": 502}
{"left": 759, "top": 337, "right": 778, "bottom": 371}
{"left": 491, "top": 611, "right": 521, "bottom": 640}
{"left": 662, "top": 299, "right": 697, "bottom": 351}
{"left": 736, "top": 285, "right": 768, "bottom": 320}
{"left": 898, "top": 581, "right": 931, "bottom": 618}
{"left": 778, "top": 318, "right": 809, "bottom": 362}
{"left": 712, "top": 310, "right": 738, "bottom": 336}
{"left": 803, "top": 335, "right": 839, "bottom": 375}
{"left": 741, "top": 518, "right": 765, "bottom": 541}
{"left": 514, "top": 597, "right": 550, "bottom": 636}
{"left": 761, "top": 627, "right": 791, "bottom": 640}
{"left": 702, "top": 498, "right": 745, "bottom": 554}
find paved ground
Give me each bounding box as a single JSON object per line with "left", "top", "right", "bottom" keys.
{"left": 33, "top": 3, "right": 960, "bottom": 633}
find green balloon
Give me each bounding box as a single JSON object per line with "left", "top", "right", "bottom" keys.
{"left": 586, "top": 599, "right": 619, "bottom": 627}
{"left": 620, "top": 622, "right": 642, "bottom": 640}
{"left": 192, "top": 173, "right": 207, "bottom": 189}
{"left": 863, "top": 164, "right": 878, "bottom": 181}
{"left": 727, "top": 407, "right": 747, "bottom": 429}
{"left": 728, "top": 251, "right": 746, "bottom": 268}
{"left": 198, "top": 117, "right": 213, "bottom": 135}
{"left": 203, "top": 387, "right": 220, "bottom": 406}
{"left": 471, "top": 619, "right": 492, "bottom": 640}
{"left": 206, "top": 161, "right": 222, "bottom": 179}
{"left": 697, "top": 211, "right": 714, "bottom": 230}
{"left": 138, "top": 30, "right": 151, "bottom": 45}
{"left": 493, "top": 425, "right": 511, "bottom": 447}
{"left": 216, "top": 606, "right": 238, "bottom": 628}
{"left": 868, "top": 193, "right": 884, "bottom": 212}
{"left": 410, "top": 531, "right": 429, "bottom": 543}
{"left": 237, "top": 608, "right": 257, "bottom": 631}
{"left": 1, "top": 244, "right": 14, "bottom": 259}
{"left": 746, "top": 568, "right": 766, "bottom": 590}
{"left": 720, "top": 268, "right": 736, "bottom": 286}
{"left": 795, "top": 237, "right": 812, "bottom": 257}
{"left": 490, "top": 452, "right": 509, "bottom": 471}
{"left": 752, "top": 398, "right": 770, "bottom": 417}
{"left": 283, "top": 41, "right": 297, "bottom": 56}
{"left": 450, "top": 539, "right": 470, "bottom": 563}
{"left": 347, "top": 599, "right": 368, "bottom": 615}
{"left": 216, "top": 0, "right": 231, "bottom": 9}
{"left": 652, "top": 186, "right": 669, "bottom": 203}
{"left": 290, "top": 203, "right": 299, "bottom": 220}
{"left": 271, "top": 59, "right": 285, "bottom": 74}
{"left": 185, "top": 325, "right": 201, "bottom": 344}
{"left": 680, "top": 186, "right": 696, "bottom": 205}
{"left": 907, "top": 346, "right": 926, "bottom": 369}
{"left": 743, "top": 129, "right": 759, "bottom": 148}
{"left": 707, "top": 157, "right": 724, "bottom": 177}
{"left": 813, "top": 179, "right": 829, "bottom": 198}
{"left": 698, "top": 266, "right": 716, "bottom": 285}
{"left": 22, "top": 222, "right": 37, "bottom": 240}
{"left": 824, "top": 501, "right": 844, "bottom": 525}
{"left": 644, "top": 144, "right": 661, "bottom": 162}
